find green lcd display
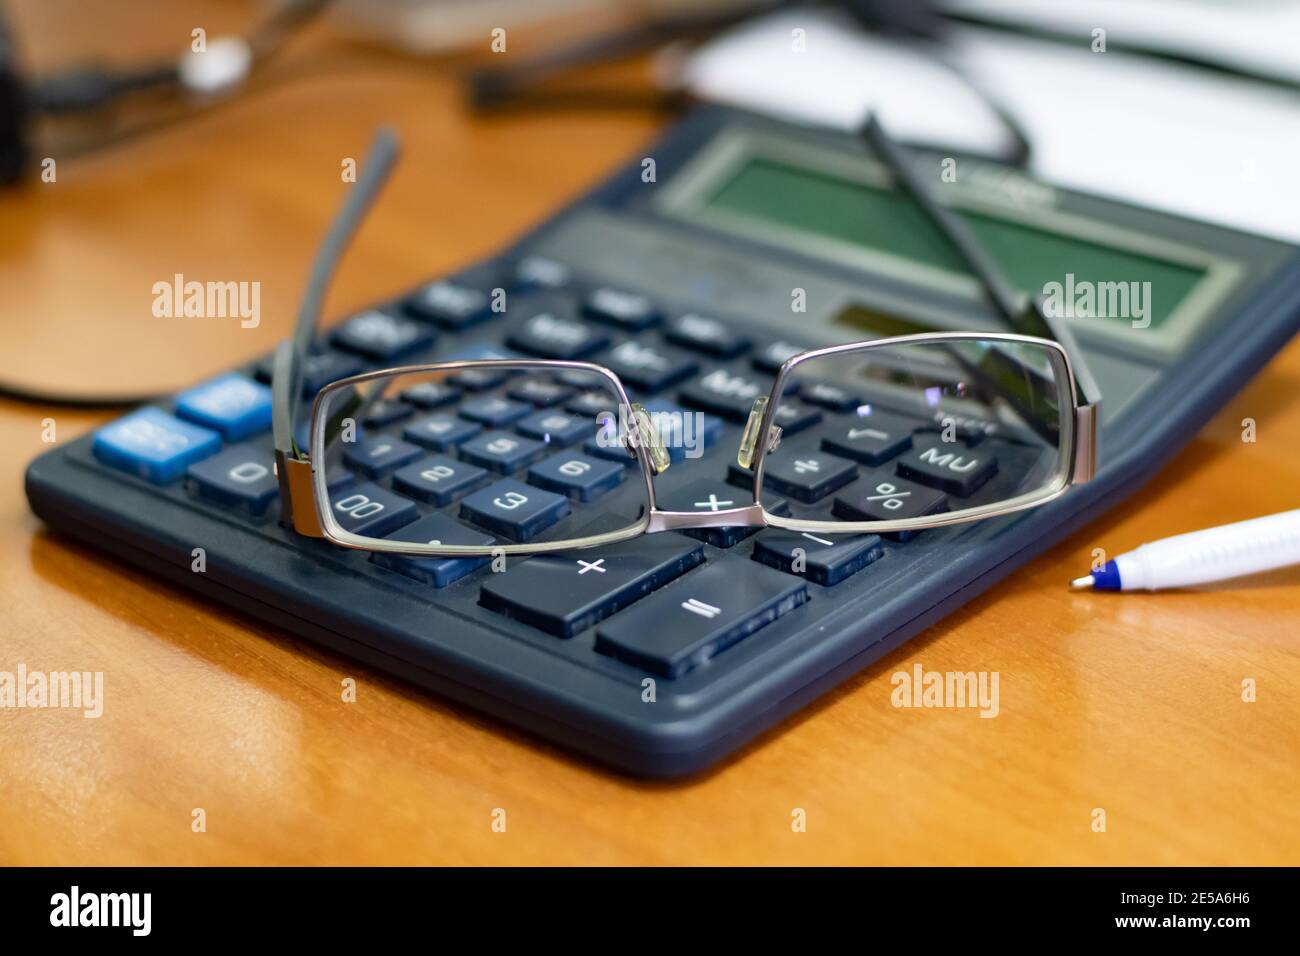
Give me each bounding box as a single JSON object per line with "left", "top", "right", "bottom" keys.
{"left": 704, "top": 158, "right": 1207, "bottom": 330}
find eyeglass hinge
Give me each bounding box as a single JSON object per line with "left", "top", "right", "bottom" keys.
{"left": 275, "top": 450, "right": 326, "bottom": 537}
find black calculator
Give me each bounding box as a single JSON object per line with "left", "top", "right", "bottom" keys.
{"left": 25, "top": 108, "right": 1300, "bottom": 776}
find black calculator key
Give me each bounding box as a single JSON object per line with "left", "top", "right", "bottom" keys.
{"left": 757, "top": 450, "right": 858, "bottom": 503}
{"left": 255, "top": 349, "right": 363, "bottom": 396}
{"left": 752, "top": 530, "right": 884, "bottom": 586}
{"left": 514, "top": 255, "right": 571, "bottom": 290}
{"left": 527, "top": 452, "right": 624, "bottom": 501}
{"left": 896, "top": 441, "right": 999, "bottom": 497}
{"left": 329, "top": 482, "right": 419, "bottom": 537}
{"left": 401, "top": 381, "right": 460, "bottom": 409}
{"left": 659, "top": 479, "right": 778, "bottom": 548}
{"left": 342, "top": 436, "right": 423, "bottom": 478}
{"left": 186, "top": 444, "right": 279, "bottom": 515}
{"left": 753, "top": 340, "right": 803, "bottom": 373}
{"left": 832, "top": 475, "right": 948, "bottom": 541}
{"left": 916, "top": 414, "right": 993, "bottom": 446}
{"left": 445, "top": 345, "right": 524, "bottom": 391}
{"left": 602, "top": 340, "right": 697, "bottom": 392}
{"left": 679, "top": 369, "right": 768, "bottom": 421}
{"left": 515, "top": 409, "right": 592, "bottom": 447}
{"left": 458, "top": 430, "right": 547, "bottom": 473}
{"left": 480, "top": 533, "right": 702, "bottom": 637}
{"left": 404, "top": 279, "right": 493, "bottom": 329}
{"left": 664, "top": 313, "right": 750, "bottom": 357}
{"left": 332, "top": 310, "right": 434, "bottom": 361}
{"left": 566, "top": 391, "right": 616, "bottom": 418}
{"left": 594, "top": 557, "right": 808, "bottom": 678}
{"left": 403, "top": 414, "right": 481, "bottom": 451}
{"left": 507, "top": 379, "right": 573, "bottom": 407}
{"left": 372, "top": 514, "right": 494, "bottom": 588}
{"left": 821, "top": 411, "right": 916, "bottom": 466}
{"left": 582, "top": 288, "right": 660, "bottom": 330}
{"left": 459, "top": 396, "right": 531, "bottom": 427}
{"left": 771, "top": 402, "right": 822, "bottom": 436}
{"left": 506, "top": 309, "right": 609, "bottom": 360}
{"left": 392, "top": 455, "right": 489, "bottom": 506}
{"left": 802, "top": 382, "right": 861, "bottom": 412}
{"left": 460, "top": 478, "right": 569, "bottom": 541}
{"left": 361, "top": 399, "right": 415, "bottom": 428}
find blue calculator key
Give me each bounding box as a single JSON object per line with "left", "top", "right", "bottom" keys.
{"left": 460, "top": 479, "right": 569, "bottom": 542}
{"left": 185, "top": 443, "right": 279, "bottom": 514}
{"left": 582, "top": 287, "right": 661, "bottom": 330}
{"left": 332, "top": 310, "right": 434, "bottom": 360}
{"left": 643, "top": 400, "right": 721, "bottom": 462}
{"left": 516, "top": 409, "right": 593, "bottom": 447}
{"left": 328, "top": 482, "right": 419, "bottom": 537}
{"left": 174, "top": 374, "right": 273, "bottom": 441}
{"left": 372, "top": 514, "right": 495, "bottom": 587}
{"left": 403, "top": 414, "right": 481, "bottom": 451}
{"left": 752, "top": 530, "right": 884, "bottom": 586}
{"left": 459, "top": 396, "right": 531, "bottom": 427}
{"left": 392, "top": 455, "right": 489, "bottom": 506}
{"left": 342, "top": 437, "right": 423, "bottom": 478}
{"left": 458, "top": 431, "right": 547, "bottom": 473}
{"left": 527, "top": 452, "right": 624, "bottom": 502}
{"left": 93, "top": 407, "right": 221, "bottom": 483}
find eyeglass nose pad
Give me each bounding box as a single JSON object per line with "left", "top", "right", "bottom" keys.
{"left": 737, "top": 396, "right": 770, "bottom": 469}
{"left": 629, "top": 403, "right": 671, "bottom": 474}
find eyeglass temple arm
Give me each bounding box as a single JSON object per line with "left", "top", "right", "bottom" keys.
{"left": 859, "top": 115, "right": 1100, "bottom": 481}
{"left": 273, "top": 127, "right": 402, "bottom": 531}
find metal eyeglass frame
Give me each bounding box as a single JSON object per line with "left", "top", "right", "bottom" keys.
{"left": 271, "top": 124, "right": 1101, "bottom": 558}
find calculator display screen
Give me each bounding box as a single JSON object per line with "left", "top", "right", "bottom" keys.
{"left": 701, "top": 158, "right": 1207, "bottom": 331}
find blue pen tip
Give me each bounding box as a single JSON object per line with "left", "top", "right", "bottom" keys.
{"left": 1092, "top": 560, "right": 1123, "bottom": 590}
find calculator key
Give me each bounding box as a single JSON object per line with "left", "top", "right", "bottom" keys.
{"left": 507, "top": 379, "right": 573, "bottom": 407}
{"left": 458, "top": 430, "right": 547, "bottom": 473}
{"left": 679, "top": 369, "right": 768, "bottom": 421}
{"left": 515, "top": 410, "right": 593, "bottom": 447}
{"left": 506, "top": 308, "right": 609, "bottom": 360}
{"left": 254, "top": 349, "right": 364, "bottom": 396}
{"left": 332, "top": 310, "right": 434, "bottom": 361}
{"left": 404, "top": 279, "right": 493, "bottom": 329}
{"left": 514, "top": 255, "right": 571, "bottom": 290}
{"left": 752, "top": 340, "right": 804, "bottom": 373}
{"left": 372, "top": 514, "right": 495, "bottom": 588}
{"left": 186, "top": 443, "right": 279, "bottom": 515}
{"left": 343, "top": 437, "right": 423, "bottom": 478}
{"left": 175, "top": 374, "right": 273, "bottom": 441}
{"left": 770, "top": 401, "right": 822, "bottom": 436}
{"left": 392, "top": 455, "right": 489, "bottom": 506}
{"left": 602, "top": 340, "right": 697, "bottom": 392}
{"left": 403, "top": 414, "right": 481, "bottom": 451}
{"left": 802, "top": 382, "right": 861, "bottom": 412}
{"left": 896, "top": 441, "right": 999, "bottom": 496}
{"left": 481, "top": 533, "right": 703, "bottom": 637}
{"left": 527, "top": 452, "right": 624, "bottom": 502}
{"left": 566, "top": 390, "right": 617, "bottom": 418}
{"left": 642, "top": 400, "right": 721, "bottom": 462}
{"left": 916, "top": 413, "right": 993, "bottom": 446}
{"left": 832, "top": 475, "right": 948, "bottom": 541}
{"left": 444, "top": 345, "right": 526, "bottom": 391}
{"left": 664, "top": 313, "right": 750, "bottom": 357}
{"left": 361, "top": 399, "right": 415, "bottom": 428}
{"left": 401, "top": 381, "right": 460, "bottom": 409}
{"left": 459, "top": 396, "right": 531, "bottom": 427}
{"left": 759, "top": 451, "right": 858, "bottom": 503}
{"left": 93, "top": 408, "right": 221, "bottom": 483}
{"left": 594, "top": 557, "right": 808, "bottom": 678}
{"left": 460, "top": 478, "right": 569, "bottom": 541}
{"left": 752, "top": 530, "right": 884, "bottom": 586}
{"left": 658, "top": 479, "right": 778, "bottom": 548}
{"left": 582, "top": 288, "right": 661, "bottom": 331}
{"left": 821, "top": 411, "right": 916, "bottom": 466}
{"left": 329, "top": 482, "right": 419, "bottom": 537}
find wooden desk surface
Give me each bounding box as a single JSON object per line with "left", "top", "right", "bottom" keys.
{"left": 2, "top": 1, "right": 1298, "bottom": 866}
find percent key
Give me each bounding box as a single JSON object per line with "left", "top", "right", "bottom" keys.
{"left": 832, "top": 475, "right": 948, "bottom": 541}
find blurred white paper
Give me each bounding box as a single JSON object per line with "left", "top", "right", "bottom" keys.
{"left": 682, "top": 9, "right": 1300, "bottom": 242}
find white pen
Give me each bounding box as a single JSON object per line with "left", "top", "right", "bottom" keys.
{"left": 1070, "top": 508, "right": 1300, "bottom": 592}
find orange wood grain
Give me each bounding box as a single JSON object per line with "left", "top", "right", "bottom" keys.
{"left": 2, "top": 0, "right": 1298, "bottom": 865}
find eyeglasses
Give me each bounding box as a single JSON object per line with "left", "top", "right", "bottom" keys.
{"left": 271, "top": 123, "right": 1101, "bottom": 558}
